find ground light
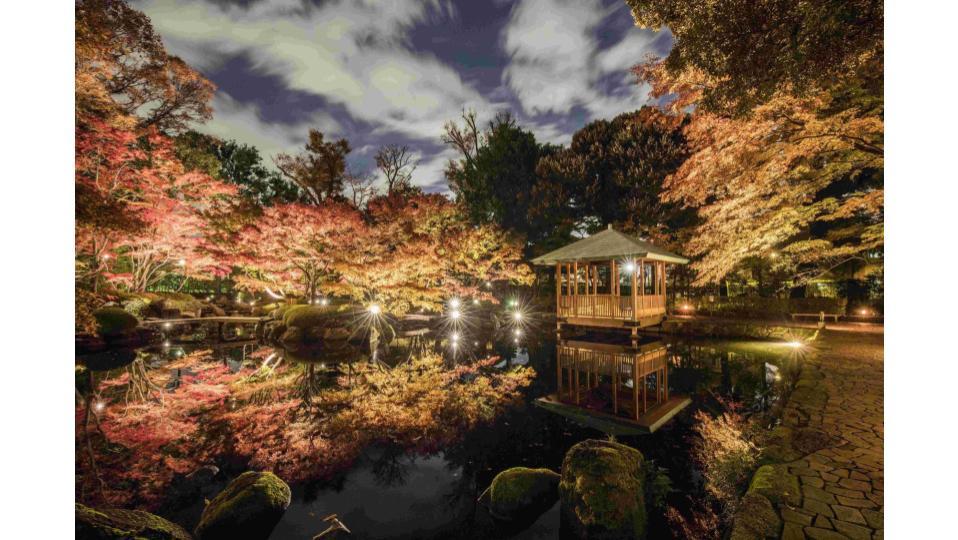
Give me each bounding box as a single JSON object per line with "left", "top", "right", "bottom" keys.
{"left": 449, "top": 298, "right": 461, "bottom": 309}
{"left": 785, "top": 341, "right": 804, "bottom": 349}
{"left": 449, "top": 309, "right": 461, "bottom": 320}
{"left": 513, "top": 311, "right": 523, "bottom": 322}
{"left": 368, "top": 304, "right": 381, "bottom": 315}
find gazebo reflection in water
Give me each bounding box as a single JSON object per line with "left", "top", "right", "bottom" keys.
{"left": 537, "top": 339, "right": 691, "bottom": 434}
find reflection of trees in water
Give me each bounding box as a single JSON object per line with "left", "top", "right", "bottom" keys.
{"left": 369, "top": 445, "right": 410, "bottom": 488}
{"left": 77, "top": 368, "right": 107, "bottom": 500}
{"left": 297, "top": 362, "right": 334, "bottom": 407}
{"left": 124, "top": 356, "right": 165, "bottom": 404}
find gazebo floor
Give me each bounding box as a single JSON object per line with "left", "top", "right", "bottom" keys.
{"left": 535, "top": 394, "right": 691, "bottom": 435}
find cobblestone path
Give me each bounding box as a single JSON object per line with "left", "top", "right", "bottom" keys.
{"left": 732, "top": 330, "right": 884, "bottom": 540}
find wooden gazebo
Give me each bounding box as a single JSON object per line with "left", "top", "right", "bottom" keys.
{"left": 535, "top": 339, "right": 691, "bottom": 434}
{"left": 531, "top": 225, "right": 689, "bottom": 333}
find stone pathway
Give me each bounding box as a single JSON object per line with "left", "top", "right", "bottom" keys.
{"left": 732, "top": 330, "right": 884, "bottom": 540}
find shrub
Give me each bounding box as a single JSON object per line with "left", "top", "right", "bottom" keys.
{"left": 93, "top": 307, "right": 140, "bottom": 336}
{"left": 692, "top": 296, "right": 846, "bottom": 319}
{"left": 76, "top": 288, "right": 102, "bottom": 334}
{"left": 691, "top": 405, "right": 760, "bottom": 517}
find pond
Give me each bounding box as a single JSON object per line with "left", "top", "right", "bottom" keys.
{"left": 75, "top": 318, "right": 805, "bottom": 539}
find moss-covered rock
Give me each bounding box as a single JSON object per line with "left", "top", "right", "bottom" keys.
{"left": 93, "top": 307, "right": 139, "bottom": 337}
{"left": 194, "top": 471, "right": 291, "bottom": 540}
{"left": 728, "top": 493, "right": 782, "bottom": 540}
{"left": 283, "top": 305, "right": 335, "bottom": 327}
{"left": 75, "top": 503, "right": 192, "bottom": 540}
{"left": 748, "top": 464, "right": 801, "bottom": 506}
{"left": 279, "top": 305, "right": 351, "bottom": 345}
{"left": 481, "top": 467, "right": 560, "bottom": 522}
{"left": 559, "top": 439, "right": 647, "bottom": 539}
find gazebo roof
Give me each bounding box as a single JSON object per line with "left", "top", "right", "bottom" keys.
{"left": 530, "top": 226, "right": 689, "bottom": 266}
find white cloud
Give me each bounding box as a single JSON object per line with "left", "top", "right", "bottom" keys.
{"left": 136, "top": 0, "right": 494, "bottom": 142}
{"left": 501, "top": 0, "right": 661, "bottom": 121}
{"left": 410, "top": 147, "right": 459, "bottom": 193}
{"left": 199, "top": 92, "right": 340, "bottom": 161}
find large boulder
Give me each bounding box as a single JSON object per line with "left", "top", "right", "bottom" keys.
{"left": 75, "top": 503, "right": 192, "bottom": 540}
{"left": 481, "top": 467, "right": 560, "bottom": 522}
{"left": 92, "top": 307, "right": 139, "bottom": 337}
{"left": 280, "top": 306, "right": 350, "bottom": 346}
{"left": 194, "top": 471, "right": 291, "bottom": 540}
{"left": 559, "top": 439, "right": 647, "bottom": 539}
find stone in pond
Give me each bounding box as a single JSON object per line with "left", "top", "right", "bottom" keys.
{"left": 75, "top": 503, "right": 192, "bottom": 540}
{"left": 480, "top": 467, "right": 560, "bottom": 522}
{"left": 194, "top": 471, "right": 291, "bottom": 540}
{"left": 559, "top": 439, "right": 647, "bottom": 539}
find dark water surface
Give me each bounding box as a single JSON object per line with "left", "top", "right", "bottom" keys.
{"left": 77, "top": 322, "right": 803, "bottom": 540}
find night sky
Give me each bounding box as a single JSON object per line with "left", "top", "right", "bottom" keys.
{"left": 133, "top": 0, "right": 672, "bottom": 193}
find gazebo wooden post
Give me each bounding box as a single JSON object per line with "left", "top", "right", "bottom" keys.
{"left": 632, "top": 356, "right": 640, "bottom": 420}
{"left": 555, "top": 263, "right": 561, "bottom": 300}
{"left": 664, "top": 363, "right": 669, "bottom": 401}
{"left": 613, "top": 357, "right": 619, "bottom": 414}
{"left": 573, "top": 261, "right": 578, "bottom": 316}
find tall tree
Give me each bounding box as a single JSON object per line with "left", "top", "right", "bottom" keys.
{"left": 443, "top": 111, "right": 554, "bottom": 242}
{"left": 375, "top": 144, "right": 417, "bottom": 195}
{"left": 626, "top": 0, "right": 883, "bottom": 116}
{"left": 534, "top": 107, "right": 692, "bottom": 242}
{"left": 627, "top": 0, "right": 884, "bottom": 287}
{"left": 75, "top": 0, "right": 215, "bottom": 133}
{"left": 174, "top": 131, "right": 304, "bottom": 206}
{"left": 342, "top": 170, "right": 379, "bottom": 209}
{"left": 76, "top": 123, "right": 237, "bottom": 292}
{"left": 229, "top": 202, "right": 365, "bottom": 298}
{"left": 339, "top": 193, "right": 533, "bottom": 315}
{"left": 274, "top": 130, "right": 351, "bottom": 205}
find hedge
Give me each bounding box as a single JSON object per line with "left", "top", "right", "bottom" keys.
{"left": 686, "top": 297, "right": 847, "bottom": 319}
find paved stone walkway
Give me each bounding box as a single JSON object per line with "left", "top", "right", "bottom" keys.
{"left": 732, "top": 330, "right": 884, "bottom": 540}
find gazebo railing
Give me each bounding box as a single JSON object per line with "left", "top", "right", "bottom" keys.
{"left": 558, "top": 294, "right": 666, "bottom": 321}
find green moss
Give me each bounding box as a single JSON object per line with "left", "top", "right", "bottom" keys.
{"left": 156, "top": 292, "right": 205, "bottom": 312}
{"left": 486, "top": 467, "right": 560, "bottom": 521}
{"left": 282, "top": 305, "right": 329, "bottom": 327}
{"left": 92, "top": 307, "right": 139, "bottom": 336}
{"left": 75, "top": 503, "right": 192, "bottom": 540}
{"left": 748, "top": 464, "right": 801, "bottom": 506}
{"left": 729, "top": 493, "right": 781, "bottom": 540}
{"left": 559, "top": 439, "right": 647, "bottom": 539}
{"left": 194, "top": 471, "right": 291, "bottom": 540}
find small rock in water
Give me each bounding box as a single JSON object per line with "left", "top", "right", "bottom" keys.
{"left": 194, "top": 471, "right": 291, "bottom": 540}
{"left": 480, "top": 467, "right": 560, "bottom": 522}
{"left": 559, "top": 439, "right": 647, "bottom": 539}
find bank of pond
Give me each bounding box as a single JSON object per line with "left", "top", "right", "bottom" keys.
{"left": 76, "top": 310, "right": 808, "bottom": 539}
